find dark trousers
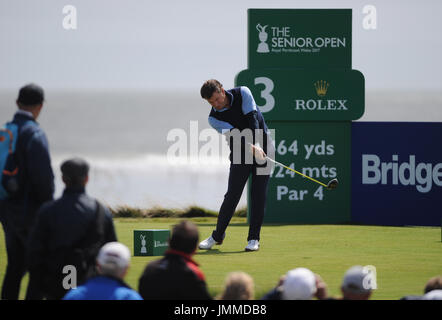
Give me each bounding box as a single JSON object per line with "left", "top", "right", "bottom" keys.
{"left": 0, "top": 217, "right": 27, "bottom": 300}
{"left": 0, "top": 203, "right": 42, "bottom": 300}
{"left": 212, "top": 163, "right": 270, "bottom": 242}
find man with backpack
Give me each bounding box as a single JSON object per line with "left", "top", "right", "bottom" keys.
{"left": 0, "top": 83, "right": 55, "bottom": 299}
{"left": 26, "top": 158, "right": 117, "bottom": 299}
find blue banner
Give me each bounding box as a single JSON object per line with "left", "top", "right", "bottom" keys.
{"left": 351, "top": 122, "right": 442, "bottom": 226}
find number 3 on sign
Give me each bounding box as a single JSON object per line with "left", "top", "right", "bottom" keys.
{"left": 254, "top": 77, "right": 275, "bottom": 112}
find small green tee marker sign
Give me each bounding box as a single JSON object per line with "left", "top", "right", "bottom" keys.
{"left": 134, "top": 229, "right": 170, "bottom": 256}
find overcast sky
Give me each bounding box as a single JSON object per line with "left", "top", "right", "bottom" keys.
{"left": 0, "top": 0, "right": 441, "bottom": 91}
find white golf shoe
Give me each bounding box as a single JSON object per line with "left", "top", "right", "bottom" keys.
{"left": 198, "top": 236, "right": 221, "bottom": 250}
{"left": 245, "top": 240, "right": 260, "bottom": 251}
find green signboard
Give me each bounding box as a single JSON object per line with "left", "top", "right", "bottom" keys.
{"left": 248, "top": 9, "right": 352, "bottom": 68}
{"left": 257, "top": 121, "right": 351, "bottom": 223}
{"left": 236, "top": 8, "right": 362, "bottom": 224}
{"left": 235, "top": 68, "right": 364, "bottom": 121}
{"left": 134, "top": 229, "right": 170, "bottom": 256}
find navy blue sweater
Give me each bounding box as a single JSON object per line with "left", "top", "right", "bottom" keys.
{"left": 208, "top": 87, "right": 271, "bottom": 163}
{"left": 2, "top": 111, "right": 55, "bottom": 228}
{"left": 27, "top": 186, "right": 117, "bottom": 271}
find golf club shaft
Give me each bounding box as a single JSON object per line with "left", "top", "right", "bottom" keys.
{"left": 266, "top": 156, "right": 328, "bottom": 188}
{"left": 248, "top": 142, "right": 329, "bottom": 188}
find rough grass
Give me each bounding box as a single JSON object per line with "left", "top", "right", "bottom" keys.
{"left": 110, "top": 205, "right": 247, "bottom": 219}
{"left": 2, "top": 217, "right": 440, "bottom": 300}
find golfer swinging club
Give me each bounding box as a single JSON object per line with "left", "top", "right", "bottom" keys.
{"left": 198, "top": 79, "right": 273, "bottom": 251}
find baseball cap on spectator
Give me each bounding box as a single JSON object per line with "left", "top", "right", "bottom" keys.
{"left": 97, "top": 242, "right": 131, "bottom": 272}
{"left": 17, "top": 83, "right": 44, "bottom": 106}
{"left": 281, "top": 268, "right": 317, "bottom": 300}
{"left": 341, "top": 265, "right": 372, "bottom": 294}
{"left": 423, "top": 290, "right": 442, "bottom": 300}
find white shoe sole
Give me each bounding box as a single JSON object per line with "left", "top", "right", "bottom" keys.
{"left": 198, "top": 241, "right": 222, "bottom": 250}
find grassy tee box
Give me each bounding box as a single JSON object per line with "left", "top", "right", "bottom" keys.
{"left": 1, "top": 218, "right": 440, "bottom": 299}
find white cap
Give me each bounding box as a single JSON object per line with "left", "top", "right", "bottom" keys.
{"left": 97, "top": 242, "right": 131, "bottom": 271}
{"left": 282, "top": 268, "right": 317, "bottom": 300}
{"left": 423, "top": 290, "right": 442, "bottom": 300}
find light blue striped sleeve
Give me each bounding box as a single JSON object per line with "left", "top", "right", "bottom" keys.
{"left": 240, "top": 86, "right": 257, "bottom": 115}
{"left": 208, "top": 116, "right": 233, "bottom": 134}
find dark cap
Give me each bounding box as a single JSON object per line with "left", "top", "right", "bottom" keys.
{"left": 61, "top": 158, "right": 89, "bottom": 182}
{"left": 17, "top": 83, "right": 44, "bottom": 106}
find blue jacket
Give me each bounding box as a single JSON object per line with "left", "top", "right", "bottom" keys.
{"left": 63, "top": 276, "right": 143, "bottom": 300}
{"left": 1, "top": 111, "right": 55, "bottom": 229}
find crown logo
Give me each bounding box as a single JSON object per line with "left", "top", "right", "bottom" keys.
{"left": 314, "top": 80, "right": 329, "bottom": 97}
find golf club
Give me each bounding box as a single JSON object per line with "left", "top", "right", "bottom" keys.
{"left": 248, "top": 143, "right": 338, "bottom": 189}
{"left": 266, "top": 156, "right": 339, "bottom": 190}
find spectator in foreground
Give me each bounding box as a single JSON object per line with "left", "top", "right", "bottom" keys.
{"left": 63, "top": 242, "right": 142, "bottom": 300}
{"left": 0, "top": 83, "right": 55, "bottom": 300}
{"left": 340, "top": 265, "right": 373, "bottom": 300}
{"left": 401, "top": 275, "right": 442, "bottom": 300}
{"left": 26, "top": 158, "right": 117, "bottom": 299}
{"left": 261, "top": 267, "right": 328, "bottom": 300}
{"left": 138, "top": 220, "right": 212, "bottom": 300}
{"left": 424, "top": 276, "right": 442, "bottom": 294}
{"left": 218, "top": 271, "right": 255, "bottom": 300}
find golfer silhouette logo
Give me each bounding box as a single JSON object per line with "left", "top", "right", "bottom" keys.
{"left": 256, "top": 24, "right": 270, "bottom": 53}
{"left": 140, "top": 235, "right": 147, "bottom": 254}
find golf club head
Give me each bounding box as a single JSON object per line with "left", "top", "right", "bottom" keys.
{"left": 326, "top": 178, "right": 339, "bottom": 190}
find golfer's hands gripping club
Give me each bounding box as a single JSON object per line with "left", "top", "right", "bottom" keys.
{"left": 250, "top": 144, "right": 267, "bottom": 162}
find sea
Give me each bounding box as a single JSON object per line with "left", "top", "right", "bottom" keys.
{"left": 1, "top": 89, "right": 441, "bottom": 211}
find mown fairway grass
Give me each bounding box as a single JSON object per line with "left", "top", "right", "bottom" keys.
{"left": 1, "top": 217, "right": 440, "bottom": 300}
